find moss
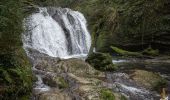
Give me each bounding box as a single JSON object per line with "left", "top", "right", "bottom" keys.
{"left": 111, "top": 46, "right": 142, "bottom": 57}
{"left": 58, "top": 77, "right": 69, "bottom": 89}
{"left": 86, "top": 52, "right": 117, "bottom": 71}
{"left": 43, "top": 76, "right": 69, "bottom": 89}
{"left": 142, "top": 46, "right": 159, "bottom": 56}
{"left": 152, "top": 79, "right": 168, "bottom": 93}
{"left": 111, "top": 45, "right": 160, "bottom": 57}
{"left": 100, "top": 89, "right": 115, "bottom": 100}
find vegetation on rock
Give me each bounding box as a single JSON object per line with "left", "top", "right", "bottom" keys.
{"left": 100, "top": 88, "right": 115, "bottom": 100}
{"left": 111, "top": 45, "right": 159, "bottom": 57}
{"left": 43, "top": 75, "right": 69, "bottom": 89}
{"left": 142, "top": 46, "right": 159, "bottom": 56}
{"left": 111, "top": 46, "right": 142, "bottom": 57}
{"left": 86, "top": 52, "right": 117, "bottom": 71}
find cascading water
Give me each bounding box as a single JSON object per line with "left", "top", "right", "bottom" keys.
{"left": 22, "top": 7, "right": 92, "bottom": 94}
{"left": 23, "top": 7, "right": 91, "bottom": 58}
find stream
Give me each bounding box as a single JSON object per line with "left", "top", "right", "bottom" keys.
{"left": 30, "top": 56, "right": 170, "bottom": 100}
{"left": 111, "top": 58, "right": 170, "bottom": 100}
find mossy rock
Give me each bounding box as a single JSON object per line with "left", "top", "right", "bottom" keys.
{"left": 142, "top": 46, "right": 159, "bottom": 56}
{"left": 86, "top": 52, "right": 117, "bottom": 71}
{"left": 111, "top": 46, "right": 142, "bottom": 57}
{"left": 43, "top": 75, "right": 69, "bottom": 89}
{"left": 100, "top": 89, "right": 115, "bottom": 100}
{"left": 130, "top": 70, "right": 168, "bottom": 92}
{"left": 58, "top": 77, "right": 69, "bottom": 89}
{"left": 57, "top": 58, "right": 103, "bottom": 77}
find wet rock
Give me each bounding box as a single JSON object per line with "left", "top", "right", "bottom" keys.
{"left": 56, "top": 58, "right": 104, "bottom": 77}
{"left": 32, "top": 57, "right": 126, "bottom": 100}
{"left": 129, "top": 70, "right": 168, "bottom": 91}
{"left": 42, "top": 74, "right": 69, "bottom": 89}
{"left": 34, "top": 56, "right": 60, "bottom": 72}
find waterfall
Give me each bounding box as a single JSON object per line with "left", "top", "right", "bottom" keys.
{"left": 23, "top": 7, "right": 91, "bottom": 58}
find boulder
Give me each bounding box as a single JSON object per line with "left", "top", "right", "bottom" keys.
{"left": 86, "top": 52, "right": 117, "bottom": 71}
{"left": 129, "top": 70, "right": 168, "bottom": 92}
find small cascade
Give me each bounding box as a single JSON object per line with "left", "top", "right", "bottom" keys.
{"left": 105, "top": 72, "right": 159, "bottom": 100}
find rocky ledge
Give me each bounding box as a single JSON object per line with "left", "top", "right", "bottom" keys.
{"left": 32, "top": 54, "right": 125, "bottom": 100}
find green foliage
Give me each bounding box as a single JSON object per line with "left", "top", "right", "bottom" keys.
{"left": 0, "top": 66, "right": 32, "bottom": 100}
{"left": 0, "top": 0, "right": 24, "bottom": 53}
{"left": 0, "top": 68, "right": 12, "bottom": 84}
{"left": 100, "top": 89, "right": 115, "bottom": 100}
{"left": 0, "top": 0, "right": 33, "bottom": 99}
{"left": 86, "top": 52, "right": 117, "bottom": 71}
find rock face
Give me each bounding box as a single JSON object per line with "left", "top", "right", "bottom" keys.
{"left": 30, "top": 51, "right": 128, "bottom": 100}
{"left": 26, "top": 49, "right": 169, "bottom": 100}
{"left": 33, "top": 56, "right": 104, "bottom": 100}
{"left": 67, "top": 0, "right": 170, "bottom": 53}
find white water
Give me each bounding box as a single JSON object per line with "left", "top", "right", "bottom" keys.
{"left": 23, "top": 7, "right": 91, "bottom": 58}
{"left": 105, "top": 72, "right": 159, "bottom": 100}
{"left": 34, "top": 75, "right": 50, "bottom": 92}
{"left": 112, "top": 60, "right": 128, "bottom": 64}
{"left": 22, "top": 7, "right": 91, "bottom": 93}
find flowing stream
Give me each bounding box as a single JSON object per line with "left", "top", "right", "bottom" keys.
{"left": 111, "top": 59, "right": 170, "bottom": 100}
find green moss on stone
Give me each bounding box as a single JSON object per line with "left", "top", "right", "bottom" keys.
{"left": 142, "top": 46, "right": 159, "bottom": 56}
{"left": 58, "top": 77, "right": 69, "bottom": 89}
{"left": 111, "top": 46, "right": 142, "bottom": 57}
{"left": 86, "top": 52, "right": 117, "bottom": 71}
{"left": 100, "top": 89, "right": 115, "bottom": 100}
